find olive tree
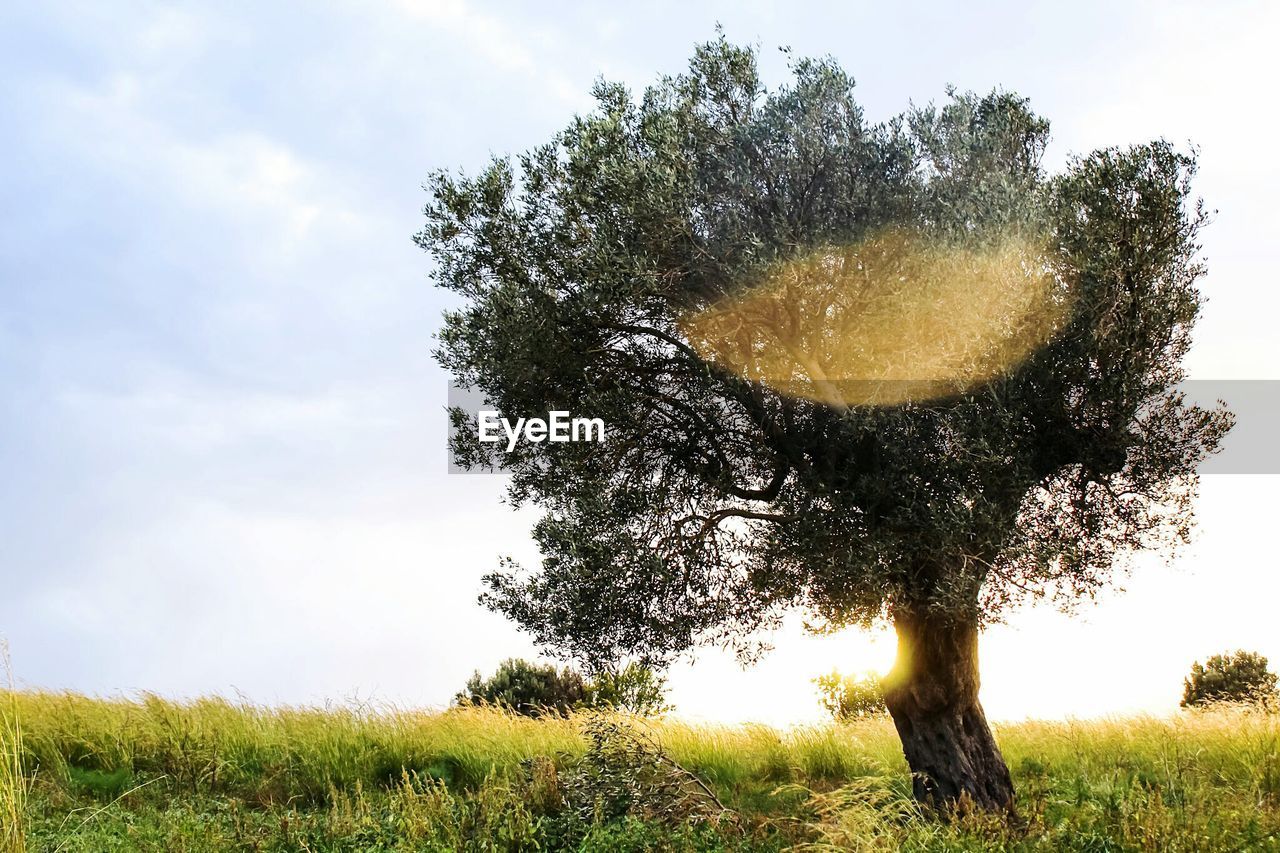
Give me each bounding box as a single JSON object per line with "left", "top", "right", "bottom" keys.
{"left": 1182, "top": 651, "right": 1278, "bottom": 708}
{"left": 419, "top": 38, "right": 1232, "bottom": 810}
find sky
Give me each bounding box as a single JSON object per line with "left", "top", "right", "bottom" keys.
{"left": 1, "top": 0, "right": 1278, "bottom": 726}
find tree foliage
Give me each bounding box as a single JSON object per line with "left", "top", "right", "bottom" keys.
{"left": 455, "top": 658, "right": 589, "bottom": 717}
{"left": 590, "top": 662, "right": 672, "bottom": 717}
{"left": 814, "top": 670, "right": 887, "bottom": 721}
{"left": 455, "top": 659, "right": 669, "bottom": 717}
{"left": 420, "top": 36, "right": 1232, "bottom": 672}
{"left": 1182, "top": 651, "right": 1278, "bottom": 708}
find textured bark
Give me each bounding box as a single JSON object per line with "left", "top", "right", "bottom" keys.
{"left": 881, "top": 609, "right": 1015, "bottom": 812}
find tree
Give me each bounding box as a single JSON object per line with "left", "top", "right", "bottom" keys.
{"left": 456, "top": 658, "right": 670, "bottom": 717}
{"left": 814, "top": 670, "right": 887, "bottom": 721}
{"left": 420, "top": 37, "right": 1233, "bottom": 810}
{"left": 455, "top": 658, "right": 589, "bottom": 717}
{"left": 591, "top": 662, "right": 672, "bottom": 716}
{"left": 1182, "top": 651, "right": 1278, "bottom": 708}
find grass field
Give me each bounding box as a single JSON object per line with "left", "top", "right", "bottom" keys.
{"left": 1, "top": 691, "right": 1279, "bottom": 851}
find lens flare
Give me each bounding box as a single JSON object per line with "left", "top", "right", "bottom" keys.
{"left": 679, "top": 229, "right": 1073, "bottom": 407}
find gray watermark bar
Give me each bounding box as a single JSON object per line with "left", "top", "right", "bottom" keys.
{"left": 446, "top": 381, "right": 1280, "bottom": 475}
{"left": 1191, "top": 380, "right": 1280, "bottom": 474}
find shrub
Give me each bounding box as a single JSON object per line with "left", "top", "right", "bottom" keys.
{"left": 589, "top": 663, "right": 671, "bottom": 716}
{"left": 814, "top": 671, "right": 887, "bottom": 722}
{"left": 1182, "top": 650, "right": 1279, "bottom": 708}
{"left": 456, "top": 659, "right": 671, "bottom": 718}
{"left": 455, "top": 658, "right": 589, "bottom": 717}
{"left": 558, "top": 715, "right": 728, "bottom": 828}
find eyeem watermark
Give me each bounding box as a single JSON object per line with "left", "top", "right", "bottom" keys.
{"left": 478, "top": 410, "right": 606, "bottom": 452}
{"left": 451, "top": 380, "right": 1280, "bottom": 475}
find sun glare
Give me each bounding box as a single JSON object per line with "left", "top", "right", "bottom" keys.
{"left": 680, "top": 229, "right": 1074, "bottom": 407}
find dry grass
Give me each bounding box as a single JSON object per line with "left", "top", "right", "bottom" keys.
{"left": 0, "top": 643, "right": 28, "bottom": 853}
{"left": 3, "top": 690, "right": 1280, "bottom": 850}
{"left": 2, "top": 690, "right": 904, "bottom": 804}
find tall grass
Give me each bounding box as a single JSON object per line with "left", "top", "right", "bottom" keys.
{"left": 0, "top": 642, "right": 27, "bottom": 853}
{"left": 8, "top": 690, "right": 1280, "bottom": 800}
{"left": 2, "top": 691, "right": 909, "bottom": 805}
{"left": 5, "top": 690, "right": 1280, "bottom": 850}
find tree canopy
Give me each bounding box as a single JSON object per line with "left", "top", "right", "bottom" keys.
{"left": 1182, "top": 651, "right": 1278, "bottom": 708}
{"left": 455, "top": 658, "right": 670, "bottom": 717}
{"left": 420, "top": 37, "right": 1232, "bottom": 674}
{"left": 814, "top": 670, "right": 887, "bottom": 722}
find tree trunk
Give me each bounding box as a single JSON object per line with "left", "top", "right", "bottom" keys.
{"left": 881, "top": 608, "right": 1015, "bottom": 813}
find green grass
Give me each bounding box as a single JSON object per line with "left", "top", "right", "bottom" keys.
{"left": 1, "top": 644, "right": 28, "bottom": 853}
{"left": 4, "top": 690, "right": 1280, "bottom": 850}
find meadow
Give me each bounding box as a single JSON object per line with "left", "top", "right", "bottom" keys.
{"left": 2, "top": 690, "right": 1280, "bottom": 851}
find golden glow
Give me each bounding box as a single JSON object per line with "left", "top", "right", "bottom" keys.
{"left": 679, "top": 229, "right": 1073, "bottom": 407}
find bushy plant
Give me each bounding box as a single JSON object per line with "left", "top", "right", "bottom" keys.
{"left": 557, "top": 715, "right": 729, "bottom": 829}
{"left": 1182, "top": 651, "right": 1278, "bottom": 708}
{"left": 589, "top": 663, "right": 671, "bottom": 717}
{"left": 814, "top": 671, "right": 887, "bottom": 721}
{"left": 456, "top": 659, "right": 671, "bottom": 718}
{"left": 455, "top": 658, "right": 589, "bottom": 717}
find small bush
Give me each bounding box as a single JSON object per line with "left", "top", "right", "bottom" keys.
{"left": 814, "top": 671, "right": 887, "bottom": 722}
{"left": 456, "top": 659, "right": 671, "bottom": 718}
{"left": 1181, "top": 650, "right": 1278, "bottom": 708}
{"left": 589, "top": 663, "right": 671, "bottom": 716}
{"left": 455, "top": 658, "right": 589, "bottom": 717}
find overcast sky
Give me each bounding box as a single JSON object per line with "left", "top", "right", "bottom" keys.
{"left": 2, "top": 0, "right": 1278, "bottom": 725}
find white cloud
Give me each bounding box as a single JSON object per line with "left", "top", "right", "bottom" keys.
{"left": 56, "top": 378, "right": 391, "bottom": 453}
{"left": 384, "top": 0, "right": 594, "bottom": 109}
{"left": 42, "top": 71, "right": 356, "bottom": 257}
